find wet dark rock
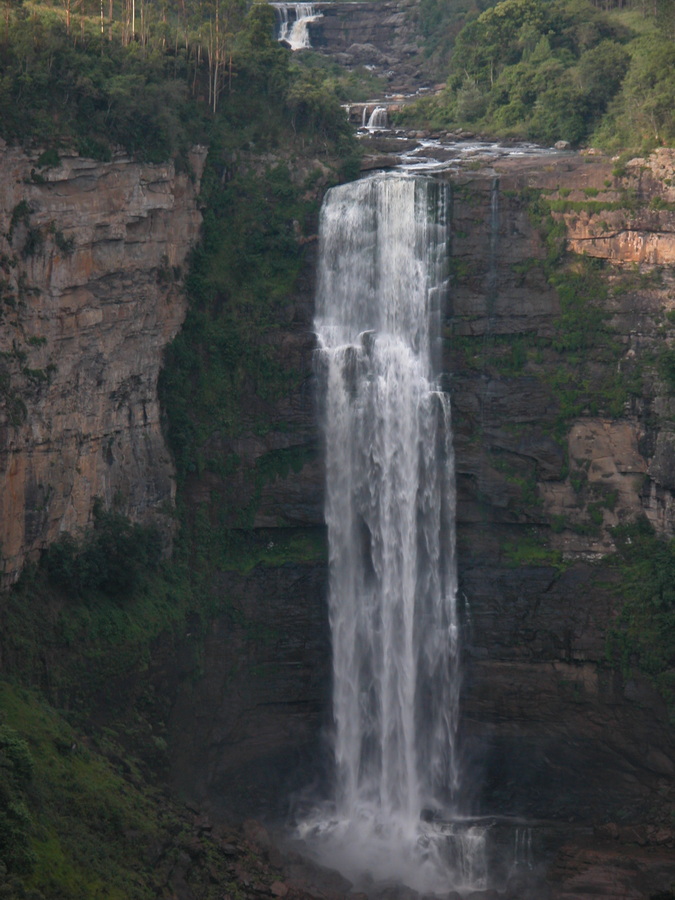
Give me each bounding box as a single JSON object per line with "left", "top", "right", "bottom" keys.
{"left": 307, "top": 0, "right": 425, "bottom": 92}
{"left": 285, "top": 853, "right": 353, "bottom": 898}
{"left": 244, "top": 819, "right": 273, "bottom": 851}
{"left": 360, "top": 155, "right": 402, "bottom": 171}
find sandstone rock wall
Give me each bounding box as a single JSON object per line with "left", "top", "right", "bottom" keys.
{"left": 0, "top": 143, "right": 207, "bottom": 583}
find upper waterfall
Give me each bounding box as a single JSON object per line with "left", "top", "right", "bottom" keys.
{"left": 272, "top": 2, "right": 322, "bottom": 50}
{"left": 301, "top": 173, "right": 484, "bottom": 892}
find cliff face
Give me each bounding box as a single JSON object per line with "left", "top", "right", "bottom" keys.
{"left": 446, "top": 151, "right": 675, "bottom": 823}
{"left": 0, "top": 143, "right": 206, "bottom": 583}
{"left": 166, "top": 151, "right": 675, "bottom": 844}
{"left": 306, "top": 0, "right": 424, "bottom": 91}
{"left": 1, "top": 138, "right": 673, "bottom": 890}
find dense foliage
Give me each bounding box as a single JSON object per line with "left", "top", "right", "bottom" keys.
{"left": 401, "top": 0, "right": 675, "bottom": 148}
{"left": 42, "top": 502, "right": 162, "bottom": 600}
{"left": 606, "top": 520, "right": 675, "bottom": 712}
{"left": 0, "top": 0, "right": 356, "bottom": 160}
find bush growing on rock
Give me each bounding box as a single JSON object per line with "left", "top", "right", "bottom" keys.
{"left": 43, "top": 504, "right": 162, "bottom": 601}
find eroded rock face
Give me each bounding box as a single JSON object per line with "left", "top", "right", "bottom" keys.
{"left": 307, "top": 0, "right": 424, "bottom": 91}
{"left": 446, "top": 152, "right": 675, "bottom": 830}
{"left": 0, "top": 143, "right": 206, "bottom": 582}
{"left": 169, "top": 562, "right": 331, "bottom": 821}
{"left": 167, "top": 153, "right": 675, "bottom": 844}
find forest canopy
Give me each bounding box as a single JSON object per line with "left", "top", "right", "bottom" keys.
{"left": 2, "top": 0, "right": 674, "bottom": 152}
{"left": 407, "top": 0, "right": 675, "bottom": 148}
{"left": 0, "top": 0, "right": 355, "bottom": 160}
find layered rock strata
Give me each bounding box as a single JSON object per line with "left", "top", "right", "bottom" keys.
{"left": 0, "top": 143, "right": 206, "bottom": 583}
{"left": 307, "top": 0, "right": 424, "bottom": 90}
{"left": 446, "top": 151, "right": 675, "bottom": 830}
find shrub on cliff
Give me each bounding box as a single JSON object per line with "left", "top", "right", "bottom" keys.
{"left": 43, "top": 504, "right": 162, "bottom": 601}
{"left": 606, "top": 519, "right": 675, "bottom": 713}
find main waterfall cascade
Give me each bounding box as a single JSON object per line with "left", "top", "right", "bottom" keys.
{"left": 299, "top": 173, "right": 487, "bottom": 893}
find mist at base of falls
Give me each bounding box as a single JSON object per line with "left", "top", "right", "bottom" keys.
{"left": 296, "top": 808, "right": 489, "bottom": 895}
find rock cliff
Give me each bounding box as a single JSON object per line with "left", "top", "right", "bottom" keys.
{"left": 446, "top": 150, "right": 675, "bottom": 826}
{"left": 0, "top": 143, "right": 206, "bottom": 583}
{"left": 2, "top": 138, "right": 674, "bottom": 895}
{"left": 306, "top": 0, "right": 424, "bottom": 91}
{"left": 164, "top": 150, "right": 675, "bottom": 896}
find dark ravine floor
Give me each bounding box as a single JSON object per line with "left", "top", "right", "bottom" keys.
{"left": 183, "top": 813, "right": 675, "bottom": 900}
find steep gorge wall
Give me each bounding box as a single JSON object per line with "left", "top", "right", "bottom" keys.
{"left": 1, "top": 135, "right": 673, "bottom": 879}
{"left": 0, "top": 143, "right": 206, "bottom": 583}
{"left": 167, "top": 151, "right": 675, "bottom": 840}
{"left": 447, "top": 150, "right": 675, "bottom": 827}
{"left": 307, "top": 0, "right": 424, "bottom": 90}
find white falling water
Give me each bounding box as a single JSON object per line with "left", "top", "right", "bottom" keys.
{"left": 366, "top": 106, "right": 389, "bottom": 130}
{"left": 273, "top": 2, "right": 322, "bottom": 50}
{"left": 301, "top": 173, "right": 485, "bottom": 893}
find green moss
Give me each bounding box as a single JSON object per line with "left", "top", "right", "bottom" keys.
{"left": 218, "top": 527, "right": 327, "bottom": 574}
{"left": 502, "top": 533, "right": 567, "bottom": 571}
{"left": 159, "top": 160, "right": 320, "bottom": 482}
{"left": 658, "top": 347, "right": 675, "bottom": 391}
{"left": 548, "top": 198, "right": 624, "bottom": 214}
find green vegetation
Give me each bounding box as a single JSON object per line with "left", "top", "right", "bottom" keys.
{"left": 159, "top": 158, "right": 320, "bottom": 482}
{"left": 416, "top": 0, "right": 494, "bottom": 75}
{"left": 43, "top": 502, "right": 162, "bottom": 600}
{"left": 0, "top": 680, "right": 258, "bottom": 900}
{"left": 605, "top": 520, "right": 675, "bottom": 713}
{"left": 0, "top": 1, "right": 357, "bottom": 163}
{"left": 502, "top": 530, "right": 567, "bottom": 570}
{"left": 0, "top": 721, "right": 34, "bottom": 877}
{"left": 525, "top": 193, "right": 641, "bottom": 427}
{"left": 399, "top": 0, "right": 675, "bottom": 149}
{"left": 0, "top": 682, "right": 159, "bottom": 899}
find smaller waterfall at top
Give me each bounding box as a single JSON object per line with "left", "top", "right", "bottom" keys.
{"left": 272, "top": 2, "right": 322, "bottom": 50}
{"left": 297, "top": 173, "right": 487, "bottom": 894}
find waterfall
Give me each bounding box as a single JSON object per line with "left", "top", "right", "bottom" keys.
{"left": 486, "top": 176, "right": 499, "bottom": 308}
{"left": 273, "top": 2, "right": 322, "bottom": 50}
{"left": 302, "top": 173, "right": 484, "bottom": 892}
{"left": 366, "top": 106, "right": 389, "bottom": 130}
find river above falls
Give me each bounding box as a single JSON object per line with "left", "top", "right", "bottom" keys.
{"left": 357, "top": 129, "right": 564, "bottom": 174}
